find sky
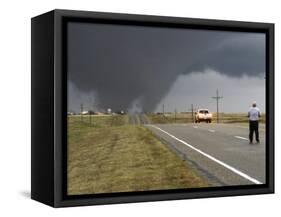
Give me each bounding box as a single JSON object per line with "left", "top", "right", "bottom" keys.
{"left": 67, "top": 22, "right": 266, "bottom": 113}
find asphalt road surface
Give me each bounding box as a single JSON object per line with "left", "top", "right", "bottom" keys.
{"left": 146, "top": 123, "right": 266, "bottom": 186}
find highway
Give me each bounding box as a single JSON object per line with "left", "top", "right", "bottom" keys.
{"left": 145, "top": 123, "right": 266, "bottom": 186}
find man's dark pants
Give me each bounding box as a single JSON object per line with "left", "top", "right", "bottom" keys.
{"left": 249, "top": 120, "right": 259, "bottom": 143}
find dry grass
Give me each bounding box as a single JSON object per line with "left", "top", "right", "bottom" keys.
{"left": 147, "top": 113, "right": 193, "bottom": 124}
{"left": 214, "top": 113, "right": 266, "bottom": 124}
{"left": 147, "top": 112, "right": 266, "bottom": 124}
{"left": 67, "top": 116, "right": 208, "bottom": 195}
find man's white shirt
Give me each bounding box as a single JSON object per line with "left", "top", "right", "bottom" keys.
{"left": 248, "top": 107, "right": 260, "bottom": 121}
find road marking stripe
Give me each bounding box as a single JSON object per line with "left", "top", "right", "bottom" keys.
{"left": 193, "top": 126, "right": 198, "bottom": 128}
{"left": 235, "top": 136, "right": 248, "bottom": 141}
{"left": 149, "top": 125, "right": 262, "bottom": 184}
{"left": 208, "top": 129, "right": 215, "bottom": 133}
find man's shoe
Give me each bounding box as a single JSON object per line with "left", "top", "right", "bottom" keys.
{"left": 256, "top": 140, "right": 260, "bottom": 143}
{"left": 249, "top": 141, "right": 253, "bottom": 144}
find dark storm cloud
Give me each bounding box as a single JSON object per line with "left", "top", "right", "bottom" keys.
{"left": 68, "top": 22, "right": 265, "bottom": 112}
{"left": 187, "top": 35, "right": 265, "bottom": 76}
{"left": 155, "top": 70, "right": 265, "bottom": 113}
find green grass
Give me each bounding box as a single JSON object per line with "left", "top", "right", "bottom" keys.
{"left": 67, "top": 115, "right": 208, "bottom": 195}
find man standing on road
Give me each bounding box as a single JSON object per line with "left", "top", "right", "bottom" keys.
{"left": 248, "top": 101, "right": 261, "bottom": 144}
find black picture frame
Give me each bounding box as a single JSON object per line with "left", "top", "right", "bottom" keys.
{"left": 31, "top": 9, "right": 274, "bottom": 207}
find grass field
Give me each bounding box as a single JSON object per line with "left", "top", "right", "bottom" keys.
{"left": 147, "top": 112, "right": 193, "bottom": 124}
{"left": 67, "top": 115, "right": 208, "bottom": 195}
{"left": 214, "top": 113, "right": 265, "bottom": 124}
{"left": 147, "top": 112, "right": 265, "bottom": 124}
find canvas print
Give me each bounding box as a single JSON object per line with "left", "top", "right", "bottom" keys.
{"left": 67, "top": 22, "right": 266, "bottom": 195}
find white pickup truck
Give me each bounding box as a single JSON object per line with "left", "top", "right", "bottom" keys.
{"left": 195, "top": 109, "right": 212, "bottom": 123}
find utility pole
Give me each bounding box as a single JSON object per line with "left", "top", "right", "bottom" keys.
{"left": 174, "top": 108, "right": 177, "bottom": 122}
{"left": 211, "top": 89, "right": 223, "bottom": 123}
{"left": 80, "top": 103, "right": 83, "bottom": 122}
{"left": 188, "top": 104, "right": 197, "bottom": 123}
{"left": 89, "top": 105, "right": 92, "bottom": 126}
{"left": 91, "top": 99, "right": 95, "bottom": 127}
{"left": 89, "top": 99, "right": 95, "bottom": 126}
{"left": 162, "top": 104, "right": 165, "bottom": 116}
{"left": 190, "top": 104, "right": 194, "bottom": 123}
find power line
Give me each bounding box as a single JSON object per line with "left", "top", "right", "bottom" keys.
{"left": 211, "top": 89, "right": 223, "bottom": 123}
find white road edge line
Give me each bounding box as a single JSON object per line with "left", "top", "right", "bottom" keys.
{"left": 149, "top": 125, "right": 262, "bottom": 185}
{"left": 235, "top": 136, "right": 248, "bottom": 141}
{"left": 208, "top": 129, "right": 215, "bottom": 133}
{"left": 193, "top": 126, "right": 198, "bottom": 128}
